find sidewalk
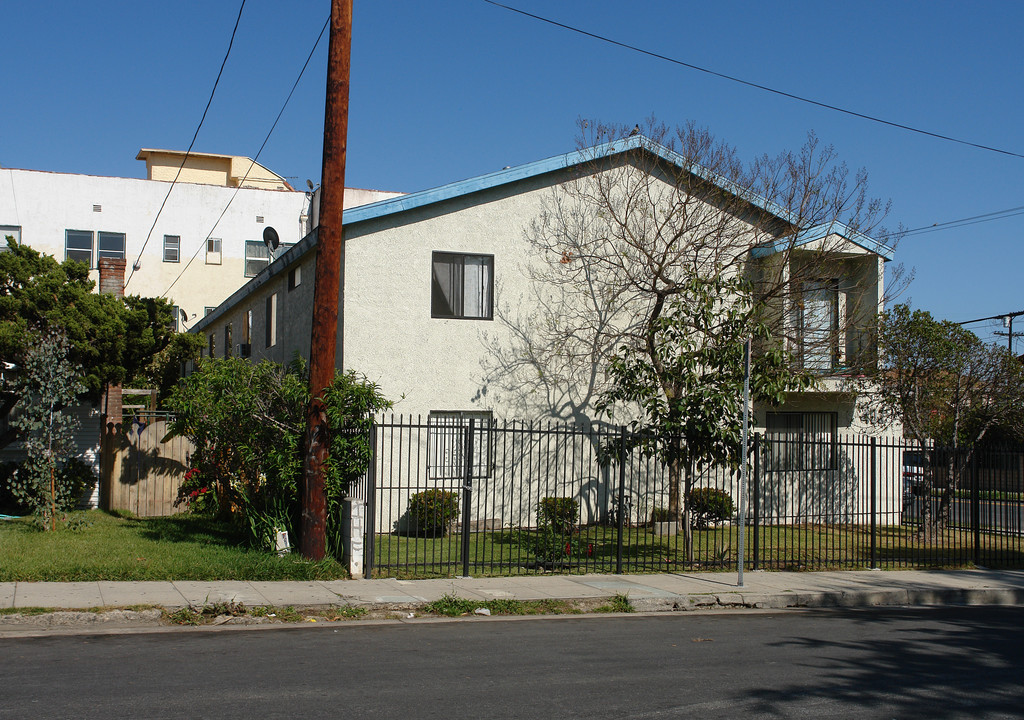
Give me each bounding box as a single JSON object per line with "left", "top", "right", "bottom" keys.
{"left": 4, "top": 568, "right": 1024, "bottom": 613}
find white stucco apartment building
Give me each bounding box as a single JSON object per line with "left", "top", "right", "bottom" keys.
{"left": 0, "top": 149, "right": 401, "bottom": 327}
{"left": 195, "top": 135, "right": 893, "bottom": 436}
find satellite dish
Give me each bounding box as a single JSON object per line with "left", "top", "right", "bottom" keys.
{"left": 263, "top": 226, "right": 280, "bottom": 252}
{"left": 306, "top": 179, "right": 315, "bottom": 191}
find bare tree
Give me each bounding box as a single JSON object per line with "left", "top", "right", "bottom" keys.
{"left": 485, "top": 119, "right": 902, "bottom": 546}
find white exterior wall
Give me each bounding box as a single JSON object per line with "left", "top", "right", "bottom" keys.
{"left": 0, "top": 167, "right": 309, "bottom": 324}
{"left": 194, "top": 160, "right": 896, "bottom": 531}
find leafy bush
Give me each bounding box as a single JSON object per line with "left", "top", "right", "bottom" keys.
{"left": 515, "top": 524, "right": 584, "bottom": 567}
{"left": 650, "top": 506, "right": 672, "bottom": 523}
{"left": 166, "top": 356, "right": 391, "bottom": 558}
{"left": 687, "top": 487, "right": 735, "bottom": 529}
{"left": 407, "top": 489, "right": 460, "bottom": 537}
{"left": 537, "top": 496, "right": 578, "bottom": 533}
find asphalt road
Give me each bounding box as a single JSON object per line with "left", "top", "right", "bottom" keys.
{"left": 2, "top": 607, "right": 1021, "bottom": 719}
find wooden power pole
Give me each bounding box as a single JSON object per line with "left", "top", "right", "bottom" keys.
{"left": 301, "top": 0, "right": 352, "bottom": 560}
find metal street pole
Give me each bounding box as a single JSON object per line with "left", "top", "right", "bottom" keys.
{"left": 301, "top": 0, "right": 352, "bottom": 561}
{"left": 737, "top": 339, "right": 750, "bottom": 587}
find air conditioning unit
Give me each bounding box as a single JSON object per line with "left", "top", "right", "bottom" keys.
{"left": 236, "top": 343, "right": 252, "bottom": 358}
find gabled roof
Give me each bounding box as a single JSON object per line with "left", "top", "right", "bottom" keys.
{"left": 338, "top": 134, "right": 890, "bottom": 259}
{"left": 193, "top": 135, "right": 891, "bottom": 332}
{"left": 751, "top": 222, "right": 895, "bottom": 262}
{"left": 340, "top": 134, "right": 791, "bottom": 226}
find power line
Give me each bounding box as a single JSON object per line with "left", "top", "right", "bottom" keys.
{"left": 483, "top": 0, "right": 1024, "bottom": 162}
{"left": 125, "top": 0, "right": 247, "bottom": 291}
{"left": 161, "top": 14, "right": 330, "bottom": 303}
{"left": 879, "top": 204, "right": 1024, "bottom": 241}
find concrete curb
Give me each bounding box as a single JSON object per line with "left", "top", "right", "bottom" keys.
{"left": 628, "top": 587, "right": 1024, "bottom": 613}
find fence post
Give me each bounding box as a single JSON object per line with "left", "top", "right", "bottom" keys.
{"left": 753, "top": 433, "right": 761, "bottom": 571}
{"left": 870, "top": 436, "right": 878, "bottom": 569}
{"left": 461, "top": 419, "right": 475, "bottom": 578}
{"left": 616, "top": 426, "right": 627, "bottom": 575}
{"left": 364, "top": 421, "right": 377, "bottom": 578}
{"left": 971, "top": 448, "right": 981, "bottom": 566}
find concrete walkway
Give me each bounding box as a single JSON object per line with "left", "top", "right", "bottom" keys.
{"left": 3, "top": 569, "right": 1024, "bottom": 613}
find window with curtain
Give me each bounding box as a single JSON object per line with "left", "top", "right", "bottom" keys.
{"left": 765, "top": 411, "right": 838, "bottom": 471}
{"left": 427, "top": 411, "right": 493, "bottom": 480}
{"left": 431, "top": 252, "right": 493, "bottom": 319}
{"left": 800, "top": 280, "right": 839, "bottom": 372}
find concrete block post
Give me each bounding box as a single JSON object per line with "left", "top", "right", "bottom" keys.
{"left": 343, "top": 499, "right": 365, "bottom": 579}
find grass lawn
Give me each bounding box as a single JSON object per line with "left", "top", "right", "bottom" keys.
{"left": 369, "top": 523, "right": 1024, "bottom": 579}
{"left": 0, "top": 510, "right": 347, "bottom": 582}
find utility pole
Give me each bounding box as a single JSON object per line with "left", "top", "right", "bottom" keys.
{"left": 959, "top": 309, "right": 1024, "bottom": 356}
{"left": 301, "top": 0, "right": 352, "bottom": 561}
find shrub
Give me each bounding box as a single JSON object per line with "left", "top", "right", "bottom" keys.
{"left": 166, "top": 357, "right": 391, "bottom": 558}
{"left": 515, "top": 524, "right": 584, "bottom": 568}
{"left": 408, "top": 489, "right": 460, "bottom": 537}
{"left": 650, "top": 506, "right": 672, "bottom": 524}
{"left": 687, "top": 487, "right": 735, "bottom": 529}
{"left": 537, "top": 496, "right": 578, "bottom": 533}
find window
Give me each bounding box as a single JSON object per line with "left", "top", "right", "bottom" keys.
{"left": 163, "top": 235, "right": 180, "bottom": 263}
{"left": 265, "top": 293, "right": 277, "bottom": 348}
{"left": 239, "top": 309, "right": 253, "bottom": 357}
{"left": 800, "top": 280, "right": 839, "bottom": 372}
{"left": 224, "top": 323, "right": 233, "bottom": 358}
{"left": 98, "top": 231, "right": 126, "bottom": 260}
{"left": 288, "top": 265, "right": 301, "bottom": 290}
{"left": 245, "top": 240, "right": 269, "bottom": 277}
{"left": 208, "top": 333, "right": 216, "bottom": 358}
{"left": 431, "top": 252, "right": 493, "bottom": 319}
{"left": 0, "top": 225, "right": 21, "bottom": 251}
{"left": 204, "top": 306, "right": 216, "bottom": 317}
{"left": 65, "top": 230, "right": 93, "bottom": 266}
{"left": 171, "top": 305, "right": 180, "bottom": 332}
{"left": 427, "top": 411, "right": 493, "bottom": 480}
{"left": 765, "top": 412, "right": 837, "bottom": 472}
{"left": 206, "top": 238, "right": 222, "bottom": 265}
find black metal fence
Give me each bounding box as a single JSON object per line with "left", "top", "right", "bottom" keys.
{"left": 361, "top": 417, "right": 1024, "bottom": 578}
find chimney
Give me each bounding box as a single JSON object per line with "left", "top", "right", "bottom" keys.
{"left": 98, "top": 258, "right": 127, "bottom": 297}
{"left": 97, "top": 257, "right": 127, "bottom": 511}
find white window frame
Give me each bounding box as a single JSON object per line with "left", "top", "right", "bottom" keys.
{"left": 163, "top": 235, "right": 181, "bottom": 263}
{"left": 265, "top": 293, "right": 278, "bottom": 348}
{"left": 431, "top": 252, "right": 494, "bottom": 320}
{"left": 206, "top": 238, "right": 223, "bottom": 265}
{"left": 245, "top": 240, "right": 269, "bottom": 277}
{"left": 427, "top": 411, "right": 493, "bottom": 481}
{"left": 65, "top": 230, "right": 94, "bottom": 267}
{"left": 799, "top": 279, "right": 839, "bottom": 372}
{"left": 97, "top": 231, "right": 126, "bottom": 260}
{"left": 0, "top": 225, "right": 21, "bottom": 251}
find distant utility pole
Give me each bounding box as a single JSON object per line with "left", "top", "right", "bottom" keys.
{"left": 301, "top": 0, "right": 352, "bottom": 561}
{"left": 959, "top": 309, "right": 1024, "bottom": 355}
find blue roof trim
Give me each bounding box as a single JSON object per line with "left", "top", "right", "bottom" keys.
{"left": 191, "top": 135, "right": 892, "bottom": 333}
{"left": 338, "top": 134, "right": 796, "bottom": 228}
{"left": 750, "top": 222, "right": 895, "bottom": 261}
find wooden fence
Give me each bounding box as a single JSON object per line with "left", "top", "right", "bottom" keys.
{"left": 101, "top": 411, "right": 192, "bottom": 517}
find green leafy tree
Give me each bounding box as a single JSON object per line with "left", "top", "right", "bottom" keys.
{"left": 597, "top": 274, "right": 810, "bottom": 557}
{"left": 167, "top": 357, "right": 391, "bottom": 558}
{"left": 0, "top": 239, "right": 187, "bottom": 446}
{"left": 859, "top": 303, "right": 1024, "bottom": 534}
{"left": 7, "top": 329, "right": 87, "bottom": 529}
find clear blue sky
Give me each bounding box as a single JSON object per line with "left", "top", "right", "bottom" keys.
{"left": 2, "top": 1, "right": 1022, "bottom": 347}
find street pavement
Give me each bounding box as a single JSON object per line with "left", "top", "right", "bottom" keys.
{"left": 3, "top": 568, "right": 1024, "bottom": 613}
